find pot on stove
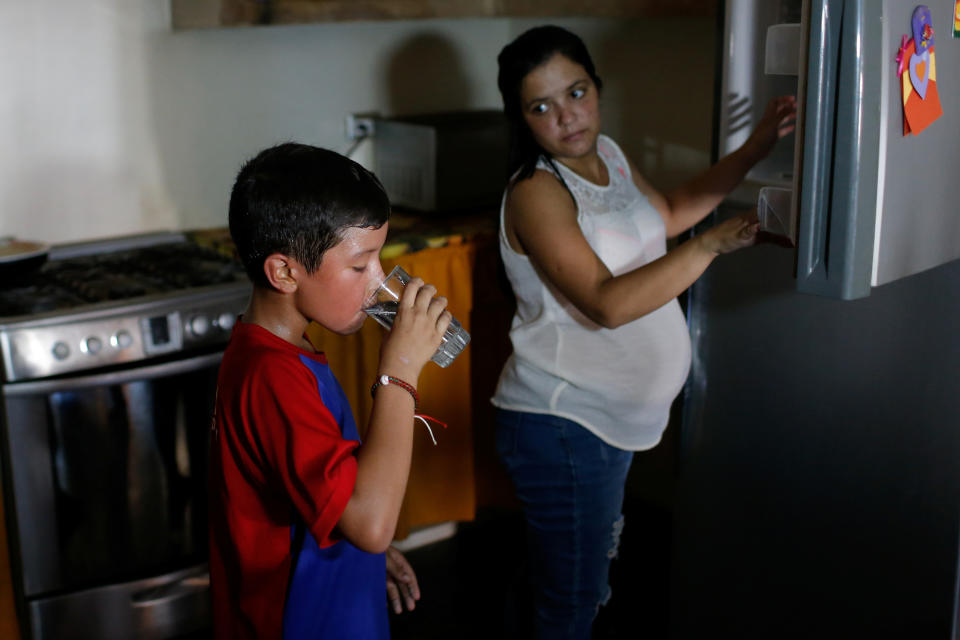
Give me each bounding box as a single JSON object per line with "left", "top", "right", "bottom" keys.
{"left": 0, "top": 236, "right": 49, "bottom": 283}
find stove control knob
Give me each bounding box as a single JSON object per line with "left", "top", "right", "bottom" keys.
{"left": 111, "top": 330, "right": 134, "bottom": 350}
{"left": 83, "top": 337, "right": 103, "bottom": 355}
{"left": 189, "top": 315, "right": 211, "bottom": 337}
{"left": 217, "top": 313, "right": 236, "bottom": 331}
{"left": 52, "top": 341, "right": 70, "bottom": 361}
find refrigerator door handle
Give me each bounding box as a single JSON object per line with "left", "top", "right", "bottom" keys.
{"left": 795, "top": 0, "right": 835, "bottom": 282}
{"left": 795, "top": 0, "right": 882, "bottom": 300}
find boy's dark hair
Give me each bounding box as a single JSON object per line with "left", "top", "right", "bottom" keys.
{"left": 229, "top": 143, "right": 390, "bottom": 288}
{"left": 497, "top": 25, "right": 603, "bottom": 185}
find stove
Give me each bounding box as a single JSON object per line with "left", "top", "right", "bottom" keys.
{"left": 0, "top": 231, "right": 249, "bottom": 639}
{"left": 0, "top": 231, "right": 250, "bottom": 382}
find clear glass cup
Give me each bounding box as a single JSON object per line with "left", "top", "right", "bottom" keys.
{"left": 364, "top": 265, "right": 471, "bottom": 368}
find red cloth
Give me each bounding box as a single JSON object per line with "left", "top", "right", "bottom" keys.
{"left": 208, "top": 321, "right": 358, "bottom": 639}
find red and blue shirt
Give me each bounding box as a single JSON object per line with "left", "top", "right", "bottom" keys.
{"left": 209, "top": 321, "right": 388, "bottom": 639}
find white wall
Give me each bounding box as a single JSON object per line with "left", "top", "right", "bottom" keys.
{"left": 0, "top": 1, "right": 716, "bottom": 244}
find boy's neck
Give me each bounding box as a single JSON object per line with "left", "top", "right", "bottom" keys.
{"left": 243, "top": 286, "right": 315, "bottom": 351}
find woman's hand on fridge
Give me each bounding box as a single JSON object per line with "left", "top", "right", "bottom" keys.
{"left": 699, "top": 210, "right": 760, "bottom": 255}
{"left": 744, "top": 95, "right": 798, "bottom": 160}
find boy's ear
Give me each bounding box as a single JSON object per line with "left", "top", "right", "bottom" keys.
{"left": 263, "top": 254, "right": 299, "bottom": 293}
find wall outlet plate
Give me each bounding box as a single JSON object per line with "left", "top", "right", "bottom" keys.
{"left": 345, "top": 113, "right": 376, "bottom": 140}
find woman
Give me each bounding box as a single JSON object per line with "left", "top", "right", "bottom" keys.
{"left": 490, "top": 25, "right": 796, "bottom": 639}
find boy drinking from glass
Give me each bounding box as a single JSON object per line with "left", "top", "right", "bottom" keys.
{"left": 209, "top": 143, "right": 451, "bottom": 639}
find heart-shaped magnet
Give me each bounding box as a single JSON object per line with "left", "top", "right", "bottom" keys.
{"left": 909, "top": 49, "right": 930, "bottom": 99}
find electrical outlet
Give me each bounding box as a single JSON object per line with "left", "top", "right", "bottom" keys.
{"left": 345, "top": 114, "right": 376, "bottom": 140}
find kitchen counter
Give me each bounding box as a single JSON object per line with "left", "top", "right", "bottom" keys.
{"left": 189, "top": 209, "right": 498, "bottom": 263}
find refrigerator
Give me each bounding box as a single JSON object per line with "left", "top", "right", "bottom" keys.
{"left": 669, "top": 0, "right": 960, "bottom": 637}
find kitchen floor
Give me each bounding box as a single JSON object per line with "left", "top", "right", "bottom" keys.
{"left": 389, "top": 498, "right": 673, "bottom": 640}
{"left": 181, "top": 454, "right": 676, "bottom": 639}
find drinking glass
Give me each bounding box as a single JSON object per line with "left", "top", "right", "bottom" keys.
{"left": 364, "top": 265, "right": 471, "bottom": 368}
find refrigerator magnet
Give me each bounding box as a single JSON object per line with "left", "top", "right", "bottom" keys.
{"left": 954, "top": 0, "right": 960, "bottom": 38}
{"left": 912, "top": 5, "right": 934, "bottom": 54}
{"left": 898, "top": 6, "right": 943, "bottom": 135}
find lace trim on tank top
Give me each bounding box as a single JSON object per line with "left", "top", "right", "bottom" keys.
{"left": 537, "top": 138, "right": 638, "bottom": 217}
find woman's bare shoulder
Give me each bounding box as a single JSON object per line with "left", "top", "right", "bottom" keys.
{"left": 506, "top": 168, "right": 575, "bottom": 220}
{"left": 503, "top": 168, "right": 578, "bottom": 254}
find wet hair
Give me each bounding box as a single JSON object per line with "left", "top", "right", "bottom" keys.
{"left": 228, "top": 143, "right": 390, "bottom": 288}
{"left": 497, "top": 25, "right": 603, "bottom": 184}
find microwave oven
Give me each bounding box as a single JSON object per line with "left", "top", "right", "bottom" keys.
{"left": 373, "top": 110, "right": 509, "bottom": 213}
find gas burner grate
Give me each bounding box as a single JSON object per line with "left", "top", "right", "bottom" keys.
{"left": 0, "top": 282, "right": 87, "bottom": 316}
{"left": 0, "top": 241, "right": 248, "bottom": 318}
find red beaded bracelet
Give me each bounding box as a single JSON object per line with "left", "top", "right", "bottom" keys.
{"left": 370, "top": 374, "right": 418, "bottom": 411}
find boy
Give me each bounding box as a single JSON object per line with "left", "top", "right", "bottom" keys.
{"left": 209, "top": 143, "right": 452, "bottom": 639}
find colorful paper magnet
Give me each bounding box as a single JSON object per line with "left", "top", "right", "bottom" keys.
{"left": 898, "top": 5, "right": 943, "bottom": 135}
{"left": 954, "top": 0, "right": 960, "bottom": 38}
{"left": 900, "top": 36, "right": 943, "bottom": 135}
{"left": 907, "top": 6, "right": 935, "bottom": 100}
{"left": 912, "top": 6, "right": 934, "bottom": 53}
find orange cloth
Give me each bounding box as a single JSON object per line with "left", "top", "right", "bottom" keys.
{"left": 305, "top": 240, "right": 478, "bottom": 539}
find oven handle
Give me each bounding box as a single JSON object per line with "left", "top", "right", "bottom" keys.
{"left": 3, "top": 351, "right": 224, "bottom": 396}
{"left": 130, "top": 569, "right": 210, "bottom": 608}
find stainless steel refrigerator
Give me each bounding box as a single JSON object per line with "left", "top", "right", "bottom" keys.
{"left": 670, "top": 0, "right": 960, "bottom": 637}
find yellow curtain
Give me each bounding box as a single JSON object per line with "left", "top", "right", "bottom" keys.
{"left": 305, "top": 239, "right": 478, "bottom": 539}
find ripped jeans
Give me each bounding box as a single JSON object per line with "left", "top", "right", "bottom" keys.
{"left": 495, "top": 409, "right": 633, "bottom": 640}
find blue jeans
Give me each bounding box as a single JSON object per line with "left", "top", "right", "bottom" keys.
{"left": 495, "top": 408, "right": 634, "bottom": 640}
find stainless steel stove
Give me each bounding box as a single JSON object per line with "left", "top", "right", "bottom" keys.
{"left": 0, "top": 231, "right": 249, "bottom": 639}
{"left": 0, "top": 231, "right": 249, "bottom": 382}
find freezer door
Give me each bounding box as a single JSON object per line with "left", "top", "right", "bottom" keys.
{"left": 871, "top": 0, "right": 960, "bottom": 288}
{"left": 796, "top": 0, "right": 960, "bottom": 299}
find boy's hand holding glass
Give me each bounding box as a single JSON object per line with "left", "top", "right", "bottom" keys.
{"left": 371, "top": 270, "right": 453, "bottom": 381}
{"left": 366, "top": 266, "right": 471, "bottom": 370}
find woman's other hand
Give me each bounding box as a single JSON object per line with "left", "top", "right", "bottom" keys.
{"left": 699, "top": 210, "right": 760, "bottom": 255}
{"left": 745, "top": 95, "right": 797, "bottom": 160}
{"left": 386, "top": 546, "right": 421, "bottom": 614}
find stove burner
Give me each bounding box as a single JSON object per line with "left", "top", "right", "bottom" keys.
{"left": 0, "top": 241, "right": 248, "bottom": 319}
{"left": 0, "top": 284, "right": 87, "bottom": 316}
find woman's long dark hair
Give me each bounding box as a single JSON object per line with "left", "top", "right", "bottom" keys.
{"left": 497, "top": 26, "right": 603, "bottom": 185}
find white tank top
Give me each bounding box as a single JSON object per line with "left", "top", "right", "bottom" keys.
{"left": 490, "top": 135, "right": 691, "bottom": 451}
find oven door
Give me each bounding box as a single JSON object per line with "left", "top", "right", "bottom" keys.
{"left": 1, "top": 351, "right": 220, "bottom": 639}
